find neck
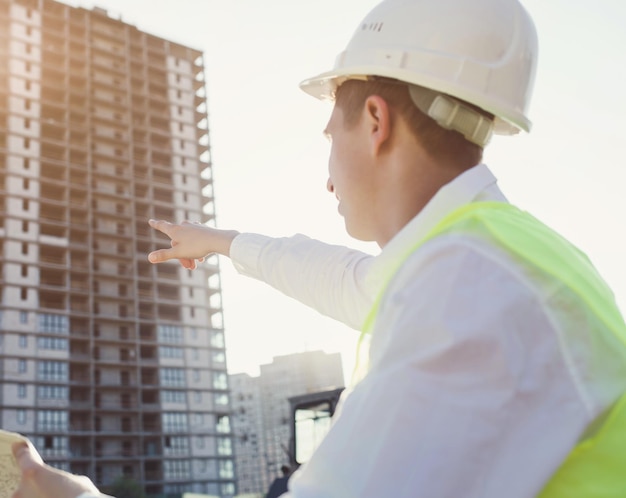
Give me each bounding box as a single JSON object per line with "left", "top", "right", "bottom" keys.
{"left": 373, "top": 145, "right": 468, "bottom": 247}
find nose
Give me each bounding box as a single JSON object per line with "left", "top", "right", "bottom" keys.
{"left": 326, "top": 177, "right": 334, "bottom": 193}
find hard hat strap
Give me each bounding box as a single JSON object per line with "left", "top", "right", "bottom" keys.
{"left": 408, "top": 85, "right": 494, "bottom": 147}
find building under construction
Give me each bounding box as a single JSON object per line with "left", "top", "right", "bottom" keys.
{"left": 0, "top": 0, "right": 235, "bottom": 496}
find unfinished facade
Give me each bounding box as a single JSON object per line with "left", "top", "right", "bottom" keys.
{"left": 0, "top": 0, "right": 235, "bottom": 496}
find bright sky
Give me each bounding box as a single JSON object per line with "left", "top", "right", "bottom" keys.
{"left": 65, "top": 0, "right": 626, "bottom": 381}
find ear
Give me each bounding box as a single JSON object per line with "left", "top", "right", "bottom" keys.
{"left": 363, "top": 95, "right": 391, "bottom": 156}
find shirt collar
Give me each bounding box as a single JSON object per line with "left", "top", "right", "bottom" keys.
{"left": 365, "top": 164, "right": 506, "bottom": 291}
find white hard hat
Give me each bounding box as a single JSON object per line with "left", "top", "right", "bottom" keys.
{"left": 300, "top": 0, "right": 538, "bottom": 140}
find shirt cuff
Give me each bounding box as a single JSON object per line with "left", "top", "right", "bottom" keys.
{"left": 230, "top": 232, "right": 272, "bottom": 279}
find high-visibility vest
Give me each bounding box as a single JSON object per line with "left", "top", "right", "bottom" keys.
{"left": 356, "top": 201, "right": 626, "bottom": 496}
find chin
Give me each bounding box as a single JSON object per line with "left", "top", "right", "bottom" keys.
{"left": 345, "top": 221, "right": 373, "bottom": 243}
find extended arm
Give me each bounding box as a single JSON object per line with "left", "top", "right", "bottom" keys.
{"left": 231, "top": 233, "right": 375, "bottom": 330}
{"left": 147, "top": 219, "right": 376, "bottom": 330}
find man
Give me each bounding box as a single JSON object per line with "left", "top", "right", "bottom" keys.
{"left": 266, "top": 465, "right": 293, "bottom": 498}
{"left": 149, "top": 0, "right": 626, "bottom": 496}
{"left": 11, "top": 0, "right": 626, "bottom": 497}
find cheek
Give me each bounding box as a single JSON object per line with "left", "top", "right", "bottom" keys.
{"left": 327, "top": 131, "right": 364, "bottom": 192}
{"left": 327, "top": 145, "right": 341, "bottom": 183}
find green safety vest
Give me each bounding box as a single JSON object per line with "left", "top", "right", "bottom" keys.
{"left": 356, "top": 201, "right": 626, "bottom": 496}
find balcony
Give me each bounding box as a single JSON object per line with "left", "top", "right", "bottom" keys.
{"left": 69, "top": 420, "right": 93, "bottom": 432}
{"left": 69, "top": 296, "right": 90, "bottom": 315}
{"left": 39, "top": 290, "right": 68, "bottom": 311}
{"left": 41, "top": 142, "right": 67, "bottom": 163}
{"left": 90, "top": 19, "right": 126, "bottom": 42}
{"left": 40, "top": 123, "right": 67, "bottom": 143}
{"left": 40, "top": 187, "right": 68, "bottom": 208}
{"left": 40, "top": 267, "right": 68, "bottom": 288}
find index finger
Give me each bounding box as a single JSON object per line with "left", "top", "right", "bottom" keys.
{"left": 148, "top": 219, "right": 174, "bottom": 237}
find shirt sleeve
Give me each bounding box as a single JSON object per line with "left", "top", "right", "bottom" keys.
{"left": 284, "top": 237, "right": 588, "bottom": 498}
{"left": 230, "top": 233, "right": 376, "bottom": 330}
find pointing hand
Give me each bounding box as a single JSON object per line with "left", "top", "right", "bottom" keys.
{"left": 148, "top": 219, "right": 239, "bottom": 269}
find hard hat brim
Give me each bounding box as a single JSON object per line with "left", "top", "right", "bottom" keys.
{"left": 299, "top": 67, "right": 531, "bottom": 136}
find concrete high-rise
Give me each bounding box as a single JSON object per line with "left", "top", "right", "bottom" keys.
{"left": 229, "top": 373, "right": 265, "bottom": 497}
{"left": 0, "top": 0, "right": 235, "bottom": 496}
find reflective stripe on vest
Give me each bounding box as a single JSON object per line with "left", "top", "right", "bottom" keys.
{"left": 356, "top": 201, "right": 626, "bottom": 496}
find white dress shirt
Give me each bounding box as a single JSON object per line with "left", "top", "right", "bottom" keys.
{"left": 230, "top": 164, "right": 626, "bottom": 497}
